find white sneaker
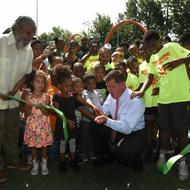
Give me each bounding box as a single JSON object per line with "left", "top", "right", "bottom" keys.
{"left": 178, "top": 160, "right": 189, "bottom": 181}
{"left": 156, "top": 153, "right": 166, "bottom": 167}
{"left": 31, "top": 159, "right": 39, "bottom": 175}
{"left": 41, "top": 159, "right": 49, "bottom": 175}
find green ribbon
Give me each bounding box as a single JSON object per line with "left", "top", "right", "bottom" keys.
{"left": 157, "top": 144, "right": 190, "bottom": 175}
{"left": 6, "top": 95, "right": 68, "bottom": 142}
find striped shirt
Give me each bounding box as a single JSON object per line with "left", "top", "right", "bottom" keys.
{"left": 0, "top": 32, "right": 33, "bottom": 109}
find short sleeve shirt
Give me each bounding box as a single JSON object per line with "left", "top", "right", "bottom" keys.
{"left": 148, "top": 42, "right": 190, "bottom": 104}
{"left": 139, "top": 60, "right": 158, "bottom": 107}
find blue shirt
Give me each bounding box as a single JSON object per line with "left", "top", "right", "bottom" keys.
{"left": 102, "top": 88, "right": 145, "bottom": 135}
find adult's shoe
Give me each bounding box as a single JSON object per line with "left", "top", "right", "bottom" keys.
{"left": 0, "top": 170, "right": 8, "bottom": 183}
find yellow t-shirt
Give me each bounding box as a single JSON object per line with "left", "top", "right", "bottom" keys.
{"left": 105, "top": 63, "right": 114, "bottom": 71}
{"left": 137, "top": 57, "right": 143, "bottom": 64}
{"left": 84, "top": 55, "right": 99, "bottom": 73}
{"left": 126, "top": 72, "right": 140, "bottom": 91}
{"left": 148, "top": 42, "right": 190, "bottom": 104}
{"left": 139, "top": 60, "right": 158, "bottom": 107}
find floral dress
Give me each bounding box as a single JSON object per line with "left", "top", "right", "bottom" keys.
{"left": 24, "top": 93, "right": 53, "bottom": 148}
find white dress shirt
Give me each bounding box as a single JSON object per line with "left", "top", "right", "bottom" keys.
{"left": 102, "top": 88, "right": 145, "bottom": 135}
{"left": 0, "top": 32, "right": 33, "bottom": 109}
{"left": 81, "top": 89, "right": 102, "bottom": 122}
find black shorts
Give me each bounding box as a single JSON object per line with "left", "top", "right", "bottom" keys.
{"left": 158, "top": 102, "right": 189, "bottom": 132}
{"left": 144, "top": 107, "right": 158, "bottom": 120}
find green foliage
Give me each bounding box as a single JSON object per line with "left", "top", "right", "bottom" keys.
{"left": 124, "top": 0, "right": 165, "bottom": 35}
{"left": 89, "top": 13, "right": 113, "bottom": 46}
{"left": 38, "top": 26, "right": 71, "bottom": 43}
{"left": 169, "top": 0, "right": 190, "bottom": 37}
{"left": 123, "top": 0, "right": 190, "bottom": 39}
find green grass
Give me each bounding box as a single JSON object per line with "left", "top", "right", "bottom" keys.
{"left": 1, "top": 161, "right": 190, "bottom": 190}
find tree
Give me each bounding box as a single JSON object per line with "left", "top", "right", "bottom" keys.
{"left": 38, "top": 26, "right": 71, "bottom": 43}
{"left": 89, "top": 13, "right": 113, "bottom": 45}
{"left": 123, "top": 0, "right": 190, "bottom": 39}
{"left": 169, "top": 0, "right": 190, "bottom": 37}
{"left": 124, "top": 0, "right": 165, "bottom": 35}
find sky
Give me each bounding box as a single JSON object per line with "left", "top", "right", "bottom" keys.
{"left": 1, "top": 0, "right": 126, "bottom": 35}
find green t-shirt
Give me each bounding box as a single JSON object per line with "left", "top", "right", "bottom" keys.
{"left": 139, "top": 60, "right": 158, "bottom": 107}
{"left": 84, "top": 55, "right": 99, "bottom": 73}
{"left": 110, "top": 62, "right": 116, "bottom": 69}
{"left": 105, "top": 63, "right": 114, "bottom": 71}
{"left": 148, "top": 42, "right": 190, "bottom": 104}
{"left": 126, "top": 72, "right": 140, "bottom": 91}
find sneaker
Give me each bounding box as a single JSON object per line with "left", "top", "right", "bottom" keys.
{"left": 41, "top": 159, "right": 49, "bottom": 175}
{"left": 7, "top": 160, "right": 31, "bottom": 171}
{"left": 0, "top": 170, "right": 8, "bottom": 183}
{"left": 178, "top": 160, "right": 189, "bottom": 181}
{"left": 69, "top": 160, "right": 80, "bottom": 172}
{"left": 156, "top": 153, "right": 166, "bottom": 168}
{"left": 31, "top": 159, "right": 39, "bottom": 176}
{"left": 82, "top": 158, "right": 89, "bottom": 162}
{"left": 90, "top": 156, "right": 97, "bottom": 160}
{"left": 80, "top": 154, "right": 89, "bottom": 163}
{"left": 88, "top": 152, "right": 97, "bottom": 160}
{"left": 59, "top": 161, "right": 67, "bottom": 173}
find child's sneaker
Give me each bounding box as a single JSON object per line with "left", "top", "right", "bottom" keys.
{"left": 69, "top": 160, "right": 80, "bottom": 172}
{"left": 178, "top": 159, "right": 189, "bottom": 181}
{"left": 31, "top": 159, "right": 39, "bottom": 175}
{"left": 59, "top": 161, "right": 67, "bottom": 173}
{"left": 41, "top": 158, "right": 49, "bottom": 175}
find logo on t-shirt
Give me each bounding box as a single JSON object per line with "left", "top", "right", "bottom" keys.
{"left": 152, "top": 51, "right": 170, "bottom": 65}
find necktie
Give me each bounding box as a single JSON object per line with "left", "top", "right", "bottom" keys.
{"left": 111, "top": 99, "right": 119, "bottom": 143}
{"left": 114, "top": 99, "right": 119, "bottom": 120}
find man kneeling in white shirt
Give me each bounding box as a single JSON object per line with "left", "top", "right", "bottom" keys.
{"left": 95, "top": 70, "right": 146, "bottom": 172}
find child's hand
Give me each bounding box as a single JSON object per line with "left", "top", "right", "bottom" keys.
{"left": 0, "top": 92, "right": 10, "bottom": 101}
{"left": 93, "top": 106, "right": 103, "bottom": 116}
{"left": 25, "top": 100, "right": 33, "bottom": 108}
{"left": 67, "top": 120, "right": 76, "bottom": 129}
{"left": 0, "top": 91, "right": 16, "bottom": 101}
{"left": 152, "top": 87, "right": 159, "bottom": 96}
{"left": 94, "top": 115, "right": 107, "bottom": 125}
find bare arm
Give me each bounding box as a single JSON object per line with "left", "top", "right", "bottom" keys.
{"left": 38, "top": 94, "right": 50, "bottom": 115}
{"left": 185, "top": 62, "right": 190, "bottom": 80}
{"left": 80, "top": 52, "right": 91, "bottom": 64}
{"left": 131, "top": 73, "right": 154, "bottom": 98}
{"left": 22, "top": 92, "right": 32, "bottom": 119}
{"left": 163, "top": 56, "right": 190, "bottom": 70}
{"left": 76, "top": 94, "right": 102, "bottom": 115}
{"left": 78, "top": 106, "right": 95, "bottom": 121}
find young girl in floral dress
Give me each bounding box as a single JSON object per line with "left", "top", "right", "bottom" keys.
{"left": 23, "top": 70, "right": 53, "bottom": 175}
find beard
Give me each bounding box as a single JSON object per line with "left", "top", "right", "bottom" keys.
{"left": 14, "top": 35, "right": 25, "bottom": 49}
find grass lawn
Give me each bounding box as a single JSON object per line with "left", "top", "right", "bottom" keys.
{"left": 1, "top": 160, "right": 190, "bottom": 190}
